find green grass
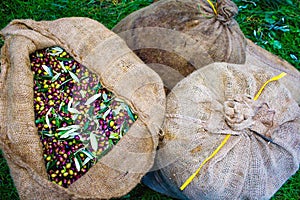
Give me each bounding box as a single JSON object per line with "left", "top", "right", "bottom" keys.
{"left": 234, "top": 0, "right": 300, "bottom": 70}
{"left": 0, "top": 150, "right": 19, "bottom": 199}
{"left": 0, "top": 0, "right": 299, "bottom": 199}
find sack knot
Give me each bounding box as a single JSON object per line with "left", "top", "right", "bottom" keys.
{"left": 224, "top": 94, "right": 276, "bottom": 138}
{"left": 224, "top": 94, "right": 255, "bottom": 131}
{"left": 216, "top": 0, "right": 238, "bottom": 24}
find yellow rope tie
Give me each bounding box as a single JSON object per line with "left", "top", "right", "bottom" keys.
{"left": 179, "top": 72, "right": 287, "bottom": 191}
{"left": 206, "top": 0, "right": 218, "bottom": 15}
{"left": 253, "top": 72, "right": 286, "bottom": 101}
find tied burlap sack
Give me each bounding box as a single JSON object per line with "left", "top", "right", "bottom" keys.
{"left": 0, "top": 17, "right": 165, "bottom": 200}
{"left": 143, "top": 63, "right": 300, "bottom": 199}
{"left": 245, "top": 39, "right": 300, "bottom": 104}
{"left": 113, "top": 0, "right": 246, "bottom": 90}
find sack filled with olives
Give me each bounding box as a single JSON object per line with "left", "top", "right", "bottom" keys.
{"left": 0, "top": 17, "right": 165, "bottom": 199}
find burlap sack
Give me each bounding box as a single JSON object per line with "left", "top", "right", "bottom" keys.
{"left": 245, "top": 39, "right": 300, "bottom": 104}
{"left": 113, "top": 0, "right": 246, "bottom": 90}
{"left": 143, "top": 63, "right": 300, "bottom": 199}
{"left": 0, "top": 17, "right": 165, "bottom": 199}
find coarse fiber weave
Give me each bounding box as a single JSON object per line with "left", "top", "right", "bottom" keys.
{"left": 0, "top": 17, "right": 165, "bottom": 200}
{"left": 113, "top": 0, "right": 246, "bottom": 91}
{"left": 245, "top": 39, "right": 300, "bottom": 104}
{"left": 144, "top": 63, "right": 300, "bottom": 199}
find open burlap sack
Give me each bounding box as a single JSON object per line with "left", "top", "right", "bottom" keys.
{"left": 113, "top": 0, "right": 246, "bottom": 90}
{"left": 0, "top": 17, "right": 165, "bottom": 200}
{"left": 143, "top": 63, "right": 300, "bottom": 199}
{"left": 245, "top": 39, "right": 300, "bottom": 104}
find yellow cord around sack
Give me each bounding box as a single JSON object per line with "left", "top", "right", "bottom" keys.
{"left": 179, "top": 72, "right": 287, "bottom": 191}
{"left": 206, "top": 0, "right": 218, "bottom": 15}
{"left": 254, "top": 72, "right": 286, "bottom": 100}
{"left": 180, "top": 134, "right": 231, "bottom": 190}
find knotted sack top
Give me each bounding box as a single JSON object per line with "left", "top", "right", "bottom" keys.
{"left": 0, "top": 17, "right": 165, "bottom": 199}
{"left": 113, "top": 0, "right": 246, "bottom": 90}
{"left": 154, "top": 63, "right": 300, "bottom": 199}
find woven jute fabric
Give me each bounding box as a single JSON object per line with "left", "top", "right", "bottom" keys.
{"left": 113, "top": 0, "right": 246, "bottom": 91}
{"left": 0, "top": 17, "right": 166, "bottom": 200}
{"left": 245, "top": 39, "right": 300, "bottom": 104}
{"left": 143, "top": 63, "right": 300, "bottom": 199}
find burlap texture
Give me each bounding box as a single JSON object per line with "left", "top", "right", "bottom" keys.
{"left": 113, "top": 0, "right": 246, "bottom": 90}
{"left": 144, "top": 63, "right": 300, "bottom": 199}
{"left": 0, "top": 17, "right": 166, "bottom": 200}
{"left": 245, "top": 39, "right": 300, "bottom": 104}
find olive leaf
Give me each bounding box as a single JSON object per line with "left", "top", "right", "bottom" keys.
{"left": 58, "top": 124, "right": 81, "bottom": 139}
{"left": 42, "top": 65, "right": 53, "bottom": 77}
{"left": 120, "top": 121, "right": 127, "bottom": 136}
{"left": 87, "top": 106, "right": 95, "bottom": 116}
{"left": 80, "top": 90, "right": 87, "bottom": 98}
{"left": 43, "top": 133, "right": 55, "bottom": 137}
{"left": 55, "top": 118, "right": 61, "bottom": 127}
{"left": 94, "top": 119, "right": 100, "bottom": 130}
{"left": 74, "top": 156, "right": 81, "bottom": 172}
{"left": 58, "top": 102, "right": 64, "bottom": 111}
{"left": 82, "top": 157, "right": 92, "bottom": 166}
{"left": 45, "top": 107, "right": 53, "bottom": 128}
{"left": 109, "top": 133, "right": 120, "bottom": 140}
{"left": 126, "top": 105, "right": 135, "bottom": 121}
{"left": 59, "top": 61, "right": 68, "bottom": 72}
{"left": 68, "top": 108, "right": 81, "bottom": 114}
{"left": 60, "top": 78, "right": 72, "bottom": 86}
{"left": 81, "top": 149, "right": 95, "bottom": 159}
{"left": 103, "top": 93, "right": 108, "bottom": 101}
{"left": 113, "top": 105, "right": 122, "bottom": 116}
{"left": 67, "top": 98, "right": 73, "bottom": 110}
{"left": 46, "top": 160, "right": 57, "bottom": 171}
{"left": 47, "top": 46, "right": 63, "bottom": 56}
{"left": 71, "top": 114, "right": 79, "bottom": 121}
{"left": 60, "top": 128, "right": 79, "bottom": 139}
{"left": 68, "top": 70, "right": 80, "bottom": 83}
{"left": 90, "top": 133, "right": 98, "bottom": 151}
{"left": 57, "top": 57, "right": 73, "bottom": 61}
{"left": 83, "top": 121, "right": 90, "bottom": 131}
{"left": 35, "top": 117, "right": 45, "bottom": 124}
{"left": 114, "top": 97, "right": 124, "bottom": 102}
{"left": 97, "top": 106, "right": 108, "bottom": 117}
{"left": 51, "top": 72, "right": 61, "bottom": 82}
{"left": 108, "top": 139, "right": 114, "bottom": 146}
{"left": 57, "top": 125, "right": 81, "bottom": 131}
{"left": 102, "top": 108, "right": 111, "bottom": 120}
{"left": 92, "top": 83, "right": 102, "bottom": 92}
{"left": 73, "top": 101, "right": 80, "bottom": 108}
{"left": 85, "top": 93, "right": 102, "bottom": 105}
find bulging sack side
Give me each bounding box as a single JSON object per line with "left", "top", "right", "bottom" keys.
{"left": 144, "top": 63, "right": 300, "bottom": 200}
{"left": 0, "top": 17, "right": 165, "bottom": 200}
{"left": 113, "top": 0, "right": 246, "bottom": 91}
{"left": 245, "top": 39, "right": 300, "bottom": 104}
{"left": 113, "top": 0, "right": 300, "bottom": 104}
